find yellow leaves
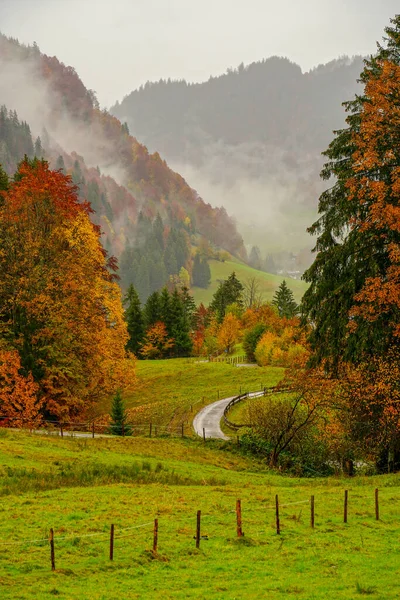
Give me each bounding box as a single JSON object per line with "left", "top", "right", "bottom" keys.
{"left": 217, "top": 313, "right": 241, "bottom": 354}
{"left": 255, "top": 327, "right": 309, "bottom": 368}
{"left": 0, "top": 162, "right": 135, "bottom": 420}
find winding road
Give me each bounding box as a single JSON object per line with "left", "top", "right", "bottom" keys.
{"left": 193, "top": 391, "right": 265, "bottom": 440}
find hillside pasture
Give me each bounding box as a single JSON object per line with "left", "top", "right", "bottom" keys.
{"left": 106, "top": 359, "right": 284, "bottom": 430}
{"left": 0, "top": 431, "right": 400, "bottom": 599}
{"left": 191, "top": 258, "right": 307, "bottom": 306}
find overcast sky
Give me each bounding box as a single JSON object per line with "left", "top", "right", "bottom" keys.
{"left": 0, "top": 0, "right": 398, "bottom": 107}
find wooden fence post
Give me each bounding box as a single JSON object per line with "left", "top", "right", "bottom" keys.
{"left": 344, "top": 490, "right": 348, "bottom": 523}
{"left": 60, "top": 423, "right": 63, "bottom": 438}
{"left": 375, "top": 488, "right": 379, "bottom": 521}
{"left": 153, "top": 518, "right": 158, "bottom": 554}
{"left": 49, "top": 528, "right": 55, "bottom": 571}
{"left": 181, "top": 423, "right": 184, "bottom": 437}
{"left": 196, "top": 510, "right": 201, "bottom": 548}
{"left": 311, "top": 495, "right": 315, "bottom": 529}
{"left": 203, "top": 428, "right": 206, "bottom": 442}
{"left": 149, "top": 423, "right": 152, "bottom": 437}
{"left": 275, "top": 495, "right": 280, "bottom": 535}
{"left": 236, "top": 499, "right": 243, "bottom": 537}
{"left": 92, "top": 422, "right": 95, "bottom": 439}
{"left": 110, "top": 524, "right": 114, "bottom": 560}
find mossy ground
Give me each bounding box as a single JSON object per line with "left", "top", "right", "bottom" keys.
{"left": 1, "top": 431, "right": 399, "bottom": 599}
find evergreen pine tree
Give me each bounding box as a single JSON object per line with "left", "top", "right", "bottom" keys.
{"left": 124, "top": 284, "right": 144, "bottom": 355}
{"left": 249, "top": 246, "right": 262, "bottom": 270}
{"left": 153, "top": 213, "right": 164, "bottom": 249}
{"left": 302, "top": 15, "right": 400, "bottom": 372}
{"left": 144, "top": 291, "right": 162, "bottom": 328}
{"left": 210, "top": 272, "right": 244, "bottom": 322}
{"left": 272, "top": 280, "right": 299, "bottom": 318}
{"left": 109, "top": 390, "right": 132, "bottom": 436}
{"left": 201, "top": 258, "right": 211, "bottom": 288}
{"left": 169, "top": 288, "right": 193, "bottom": 356}
{"left": 55, "top": 155, "right": 65, "bottom": 173}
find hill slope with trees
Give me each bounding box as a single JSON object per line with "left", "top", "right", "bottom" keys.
{"left": 0, "top": 33, "right": 246, "bottom": 300}
{"left": 112, "top": 55, "right": 365, "bottom": 269}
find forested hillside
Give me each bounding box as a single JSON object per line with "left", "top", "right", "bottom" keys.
{"left": 112, "top": 56, "right": 363, "bottom": 161}
{"left": 112, "top": 56, "right": 364, "bottom": 270}
{"left": 0, "top": 34, "right": 246, "bottom": 299}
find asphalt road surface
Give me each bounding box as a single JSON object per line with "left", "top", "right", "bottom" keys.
{"left": 193, "top": 391, "right": 265, "bottom": 440}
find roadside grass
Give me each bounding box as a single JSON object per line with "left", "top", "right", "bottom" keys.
{"left": 1, "top": 431, "right": 400, "bottom": 599}
{"left": 191, "top": 258, "right": 308, "bottom": 306}
{"left": 109, "top": 359, "right": 284, "bottom": 429}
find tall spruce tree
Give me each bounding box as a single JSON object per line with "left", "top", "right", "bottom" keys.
{"left": 272, "top": 280, "right": 299, "bottom": 318}
{"left": 144, "top": 291, "right": 162, "bottom": 329}
{"left": 124, "top": 284, "right": 144, "bottom": 355}
{"left": 210, "top": 272, "right": 244, "bottom": 322}
{"left": 302, "top": 15, "right": 400, "bottom": 373}
{"left": 169, "top": 288, "right": 193, "bottom": 356}
{"left": 109, "top": 390, "right": 132, "bottom": 436}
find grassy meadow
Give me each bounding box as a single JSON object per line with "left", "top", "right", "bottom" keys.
{"left": 1, "top": 430, "right": 400, "bottom": 599}
{"left": 107, "top": 359, "right": 284, "bottom": 429}
{"left": 191, "top": 258, "right": 308, "bottom": 306}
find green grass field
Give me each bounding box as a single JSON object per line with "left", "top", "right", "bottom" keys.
{"left": 191, "top": 258, "right": 308, "bottom": 306}
{"left": 107, "top": 359, "right": 284, "bottom": 429}
{"left": 1, "top": 431, "right": 400, "bottom": 599}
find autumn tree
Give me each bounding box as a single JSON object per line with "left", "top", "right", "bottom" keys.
{"left": 0, "top": 349, "right": 43, "bottom": 428}
{"left": 302, "top": 16, "right": 400, "bottom": 372}
{"left": 0, "top": 158, "right": 134, "bottom": 420}
{"left": 140, "top": 322, "right": 174, "bottom": 359}
{"left": 217, "top": 313, "right": 241, "bottom": 354}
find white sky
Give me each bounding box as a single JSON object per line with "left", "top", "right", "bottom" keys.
{"left": 0, "top": 0, "right": 398, "bottom": 107}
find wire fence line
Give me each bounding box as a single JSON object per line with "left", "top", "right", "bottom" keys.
{"left": 1, "top": 487, "right": 398, "bottom": 556}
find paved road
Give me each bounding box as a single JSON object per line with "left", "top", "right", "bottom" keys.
{"left": 193, "top": 391, "right": 265, "bottom": 440}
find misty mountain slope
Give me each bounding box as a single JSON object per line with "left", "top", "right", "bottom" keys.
{"left": 112, "top": 55, "right": 363, "bottom": 164}
{"left": 0, "top": 33, "right": 245, "bottom": 263}
{"left": 112, "top": 56, "right": 364, "bottom": 259}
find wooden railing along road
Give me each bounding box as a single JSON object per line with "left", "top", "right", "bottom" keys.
{"left": 223, "top": 386, "right": 291, "bottom": 431}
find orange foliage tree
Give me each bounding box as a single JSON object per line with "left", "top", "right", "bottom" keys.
{"left": 217, "top": 313, "right": 241, "bottom": 354}
{"left": 0, "top": 159, "right": 135, "bottom": 421}
{"left": 0, "top": 349, "right": 43, "bottom": 428}
{"left": 141, "top": 322, "right": 174, "bottom": 359}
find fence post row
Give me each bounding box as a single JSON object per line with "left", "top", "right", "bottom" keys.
{"left": 311, "top": 495, "right": 315, "bottom": 529}
{"left": 153, "top": 519, "right": 158, "bottom": 554}
{"left": 236, "top": 499, "right": 243, "bottom": 537}
{"left": 49, "top": 528, "right": 55, "bottom": 571}
{"left": 109, "top": 524, "right": 114, "bottom": 561}
{"left": 196, "top": 510, "right": 201, "bottom": 549}
{"left": 275, "top": 495, "right": 280, "bottom": 535}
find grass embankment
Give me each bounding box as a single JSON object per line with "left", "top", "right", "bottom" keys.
{"left": 1, "top": 431, "right": 400, "bottom": 599}
{"left": 191, "top": 258, "right": 308, "bottom": 306}
{"left": 109, "top": 359, "right": 284, "bottom": 429}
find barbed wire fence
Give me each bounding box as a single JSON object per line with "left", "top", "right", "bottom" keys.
{"left": 1, "top": 488, "right": 399, "bottom": 572}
